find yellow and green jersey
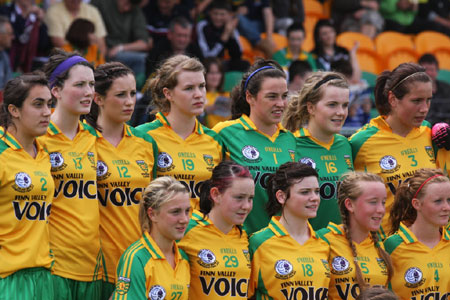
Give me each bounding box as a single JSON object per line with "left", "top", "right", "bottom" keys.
{"left": 349, "top": 116, "right": 436, "bottom": 238}
{"left": 436, "top": 148, "right": 450, "bottom": 177}
{"left": 97, "top": 124, "right": 158, "bottom": 283}
{"left": 317, "top": 223, "right": 389, "bottom": 300}
{"left": 384, "top": 223, "right": 450, "bottom": 300}
{"left": 112, "top": 232, "right": 190, "bottom": 300}
{"left": 213, "top": 115, "right": 297, "bottom": 234}
{"left": 295, "top": 129, "right": 354, "bottom": 230}
{"left": 178, "top": 210, "right": 251, "bottom": 299}
{"left": 137, "top": 113, "right": 224, "bottom": 210}
{"left": 38, "top": 121, "right": 102, "bottom": 281}
{"left": 0, "top": 129, "right": 54, "bottom": 278}
{"left": 248, "top": 216, "right": 330, "bottom": 300}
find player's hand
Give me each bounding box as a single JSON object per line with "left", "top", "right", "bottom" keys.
{"left": 432, "top": 122, "right": 450, "bottom": 150}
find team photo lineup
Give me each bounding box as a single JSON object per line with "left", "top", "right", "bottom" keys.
{"left": 1, "top": 0, "right": 450, "bottom": 299}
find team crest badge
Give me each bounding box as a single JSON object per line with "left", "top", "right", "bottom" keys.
{"left": 49, "top": 152, "right": 67, "bottom": 171}
{"left": 197, "top": 249, "right": 219, "bottom": 268}
{"left": 136, "top": 160, "right": 150, "bottom": 178}
{"left": 97, "top": 161, "right": 111, "bottom": 181}
{"left": 376, "top": 258, "right": 388, "bottom": 275}
{"left": 404, "top": 267, "right": 425, "bottom": 288}
{"left": 299, "top": 157, "right": 316, "bottom": 169}
{"left": 344, "top": 154, "right": 353, "bottom": 170}
{"left": 425, "top": 146, "right": 435, "bottom": 163}
{"left": 157, "top": 152, "right": 175, "bottom": 172}
{"left": 243, "top": 250, "right": 251, "bottom": 268}
{"left": 379, "top": 155, "right": 400, "bottom": 173}
{"left": 321, "top": 259, "right": 331, "bottom": 277}
{"left": 12, "top": 172, "right": 33, "bottom": 192}
{"left": 331, "top": 256, "right": 352, "bottom": 275}
{"left": 203, "top": 154, "right": 215, "bottom": 171}
{"left": 274, "top": 260, "right": 296, "bottom": 279}
{"left": 241, "top": 145, "right": 261, "bottom": 163}
{"left": 288, "top": 150, "right": 295, "bottom": 162}
{"left": 149, "top": 285, "right": 166, "bottom": 300}
{"left": 115, "top": 276, "right": 130, "bottom": 295}
{"left": 87, "top": 151, "right": 96, "bottom": 170}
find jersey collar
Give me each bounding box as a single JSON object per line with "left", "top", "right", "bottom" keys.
{"left": 191, "top": 209, "right": 242, "bottom": 236}
{"left": 142, "top": 231, "right": 182, "bottom": 262}
{"left": 156, "top": 112, "right": 204, "bottom": 135}
{"left": 371, "top": 116, "right": 428, "bottom": 138}
{"left": 285, "top": 48, "right": 308, "bottom": 61}
{"left": 398, "top": 222, "right": 450, "bottom": 244}
{"left": 47, "top": 120, "right": 87, "bottom": 136}
{"left": 0, "top": 127, "right": 44, "bottom": 152}
{"left": 269, "top": 216, "right": 317, "bottom": 239}
{"left": 96, "top": 123, "right": 133, "bottom": 139}
{"left": 327, "top": 222, "right": 376, "bottom": 245}
{"left": 239, "top": 114, "right": 287, "bottom": 138}
{"left": 295, "top": 127, "right": 335, "bottom": 150}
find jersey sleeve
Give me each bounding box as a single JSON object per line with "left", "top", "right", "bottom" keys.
{"left": 112, "top": 248, "right": 148, "bottom": 300}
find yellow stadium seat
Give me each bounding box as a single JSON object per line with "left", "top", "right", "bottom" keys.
{"left": 434, "top": 48, "right": 450, "bottom": 70}
{"left": 304, "top": 0, "right": 326, "bottom": 18}
{"left": 375, "top": 31, "right": 415, "bottom": 57}
{"left": 385, "top": 48, "right": 419, "bottom": 71}
{"left": 261, "top": 33, "right": 288, "bottom": 52}
{"left": 415, "top": 31, "right": 450, "bottom": 55}
{"left": 356, "top": 49, "right": 383, "bottom": 74}
{"left": 239, "top": 35, "right": 256, "bottom": 63}
{"left": 337, "top": 32, "right": 375, "bottom": 51}
{"left": 303, "top": 16, "right": 318, "bottom": 52}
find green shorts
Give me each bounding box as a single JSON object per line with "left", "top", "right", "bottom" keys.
{"left": 101, "top": 281, "right": 115, "bottom": 300}
{"left": 52, "top": 274, "right": 102, "bottom": 300}
{"left": 0, "top": 267, "right": 53, "bottom": 300}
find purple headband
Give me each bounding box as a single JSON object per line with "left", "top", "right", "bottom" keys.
{"left": 49, "top": 56, "right": 88, "bottom": 88}
{"left": 244, "top": 66, "right": 275, "bottom": 90}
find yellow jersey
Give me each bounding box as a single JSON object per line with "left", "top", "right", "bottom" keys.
{"left": 137, "top": 112, "right": 224, "bottom": 209}
{"left": 248, "top": 216, "right": 331, "bottom": 299}
{"left": 38, "top": 121, "right": 102, "bottom": 281}
{"left": 112, "top": 232, "right": 190, "bottom": 300}
{"left": 97, "top": 124, "right": 158, "bottom": 283}
{"left": 178, "top": 210, "right": 251, "bottom": 299}
{"left": 349, "top": 116, "right": 436, "bottom": 238}
{"left": 0, "top": 130, "right": 54, "bottom": 278}
{"left": 317, "top": 223, "right": 389, "bottom": 300}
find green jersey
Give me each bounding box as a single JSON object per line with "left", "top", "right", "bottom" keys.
{"left": 295, "top": 129, "right": 354, "bottom": 230}
{"left": 213, "top": 115, "right": 297, "bottom": 234}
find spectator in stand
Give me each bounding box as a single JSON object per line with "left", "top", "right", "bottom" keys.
{"left": 0, "top": 16, "right": 13, "bottom": 91}
{"left": 0, "top": 0, "right": 51, "bottom": 73}
{"left": 143, "top": 0, "right": 194, "bottom": 46}
{"left": 419, "top": 53, "right": 450, "bottom": 125}
{"left": 312, "top": 19, "right": 361, "bottom": 83}
{"left": 271, "top": 0, "right": 304, "bottom": 36}
{"left": 92, "top": 0, "right": 151, "bottom": 78}
{"left": 234, "top": 0, "right": 276, "bottom": 58}
{"left": 332, "top": 0, "right": 384, "bottom": 38}
{"left": 44, "top": 0, "right": 106, "bottom": 55}
{"left": 380, "top": 0, "right": 446, "bottom": 34}
{"left": 272, "top": 22, "right": 317, "bottom": 71}
{"left": 62, "top": 18, "right": 105, "bottom": 67}
{"left": 287, "top": 59, "right": 312, "bottom": 95}
{"left": 418, "top": 0, "right": 450, "bottom": 36}
{"left": 146, "top": 16, "right": 202, "bottom": 77}
{"left": 196, "top": 0, "right": 249, "bottom": 72}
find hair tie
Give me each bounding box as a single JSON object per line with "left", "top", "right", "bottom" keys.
{"left": 313, "top": 75, "right": 340, "bottom": 90}
{"left": 244, "top": 66, "right": 275, "bottom": 90}
{"left": 49, "top": 56, "right": 88, "bottom": 88}
{"left": 413, "top": 174, "right": 443, "bottom": 199}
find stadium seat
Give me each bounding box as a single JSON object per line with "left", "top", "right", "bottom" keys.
{"left": 224, "top": 71, "right": 244, "bottom": 92}
{"left": 261, "top": 33, "right": 288, "bottom": 52}
{"left": 303, "top": 16, "right": 318, "bottom": 52}
{"left": 337, "top": 32, "right": 375, "bottom": 51}
{"left": 356, "top": 49, "right": 383, "bottom": 74}
{"left": 375, "top": 31, "right": 415, "bottom": 57}
{"left": 239, "top": 35, "right": 256, "bottom": 63}
{"left": 437, "top": 69, "right": 450, "bottom": 84}
{"left": 362, "top": 71, "right": 377, "bottom": 87}
{"left": 384, "top": 48, "right": 419, "bottom": 71}
{"left": 433, "top": 48, "right": 450, "bottom": 70}
{"left": 304, "top": 0, "right": 326, "bottom": 19}
{"left": 415, "top": 31, "right": 450, "bottom": 55}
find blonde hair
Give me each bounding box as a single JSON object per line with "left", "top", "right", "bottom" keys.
{"left": 283, "top": 71, "right": 348, "bottom": 131}
{"left": 390, "top": 168, "right": 448, "bottom": 234}
{"left": 338, "top": 172, "right": 394, "bottom": 291}
{"left": 143, "top": 54, "right": 204, "bottom": 113}
{"left": 139, "top": 176, "right": 188, "bottom": 233}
